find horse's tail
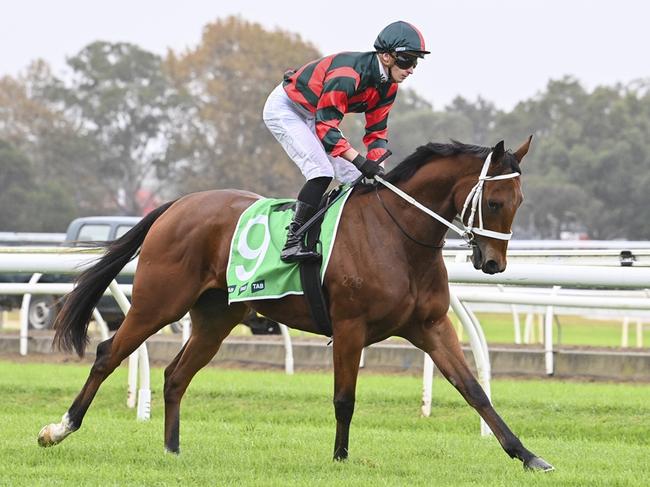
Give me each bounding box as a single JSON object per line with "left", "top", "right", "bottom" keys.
{"left": 53, "top": 200, "right": 177, "bottom": 357}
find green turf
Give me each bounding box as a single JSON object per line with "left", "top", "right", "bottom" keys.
{"left": 449, "top": 313, "right": 649, "bottom": 349}
{"left": 0, "top": 361, "right": 648, "bottom": 486}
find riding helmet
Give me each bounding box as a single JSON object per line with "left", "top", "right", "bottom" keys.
{"left": 374, "top": 21, "right": 430, "bottom": 57}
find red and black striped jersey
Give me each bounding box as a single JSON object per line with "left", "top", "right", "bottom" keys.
{"left": 283, "top": 51, "right": 397, "bottom": 160}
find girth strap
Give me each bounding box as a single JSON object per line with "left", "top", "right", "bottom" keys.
{"left": 299, "top": 203, "right": 333, "bottom": 337}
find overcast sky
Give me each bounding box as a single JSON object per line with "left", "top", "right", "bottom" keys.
{"left": 1, "top": 0, "right": 648, "bottom": 110}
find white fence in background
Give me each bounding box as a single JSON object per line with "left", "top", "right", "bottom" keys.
{"left": 1, "top": 245, "right": 649, "bottom": 435}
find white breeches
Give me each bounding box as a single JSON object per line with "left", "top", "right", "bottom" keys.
{"left": 263, "top": 84, "right": 361, "bottom": 184}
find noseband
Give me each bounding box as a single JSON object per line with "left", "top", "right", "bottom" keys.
{"left": 375, "top": 151, "right": 520, "bottom": 245}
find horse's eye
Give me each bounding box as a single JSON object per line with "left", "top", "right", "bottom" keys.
{"left": 487, "top": 200, "right": 502, "bottom": 211}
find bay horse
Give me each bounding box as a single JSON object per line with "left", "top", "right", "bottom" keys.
{"left": 38, "top": 137, "right": 553, "bottom": 472}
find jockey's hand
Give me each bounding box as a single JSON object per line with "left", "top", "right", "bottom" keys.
{"left": 352, "top": 155, "right": 385, "bottom": 180}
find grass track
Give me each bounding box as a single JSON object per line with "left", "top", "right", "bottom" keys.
{"left": 0, "top": 361, "right": 648, "bottom": 486}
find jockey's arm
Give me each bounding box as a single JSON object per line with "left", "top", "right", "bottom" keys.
{"left": 340, "top": 148, "right": 361, "bottom": 163}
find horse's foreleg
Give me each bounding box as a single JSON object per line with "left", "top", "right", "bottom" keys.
{"left": 331, "top": 322, "right": 365, "bottom": 461}
{"left": 163, "top": 290, "right": 246, "bottom": 454}
{"left": 405, "top": 316, "right": 554, "bottom": 472}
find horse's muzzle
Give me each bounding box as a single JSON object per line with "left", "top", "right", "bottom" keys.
{"left": 472, "top": 244, "right": 504, "bottom": 274}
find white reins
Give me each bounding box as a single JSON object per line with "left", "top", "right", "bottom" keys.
{"left": 375, "top": 151, "right": 520, "bottom": 244}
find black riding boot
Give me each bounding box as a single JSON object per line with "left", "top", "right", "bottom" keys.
{"left": 280, "top": 201, "right": 320, "bottom": 263}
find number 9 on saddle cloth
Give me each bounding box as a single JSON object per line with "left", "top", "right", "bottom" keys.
{"left": 226, "top": 186, "right": 351, "bottom": 336}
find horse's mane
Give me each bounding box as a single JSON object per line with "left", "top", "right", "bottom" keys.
{"left": 358, "top": 140, "right": 521, "bottom": 193}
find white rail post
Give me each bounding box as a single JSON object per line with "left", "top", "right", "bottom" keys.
{"left": 91, "top": 308, "right": 110, "bottom": 341}
{"left": 421, "top": 354, "right": 434, "bottom": 417}
{"left": 544, "top": 286, "right": 560, "bottom": 375}
{"left": 512, "top": 305, "right": 522, "bottom": 344}
{"left": 19, "top": 273, "right": 42, "bottom": 356}
{"left": 278, "top": 323, "right": 294, "bottom": 375}
{"left": 108, "top": 279, "right": 150, "bottom": 420}
{"left": 621, "top": 317, "right": 630, "bottom": 348}
{"left": 181, "top": 314, "right": 191, "bottom": 346}
{"left": 640, "top": 289, "right": 650, "bottom": 348}
{"left": 136, "top": 344, "right": 151, "bottom": 421}
{"left": 523, "top": 312, "right": 533, "bottom": 344}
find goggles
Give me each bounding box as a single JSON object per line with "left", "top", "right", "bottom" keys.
{"left": 392, "top": 53, "right": 418, "bottom": 70}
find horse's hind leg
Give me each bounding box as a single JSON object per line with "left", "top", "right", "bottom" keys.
{"left": 403, "top": 316, "right": 554, "bottom": 472}
{"left": 163, "top": 289, "right": 246, "bottom": 453}
{"left": 38, "top": 279, "right": 202, "bottom": 447}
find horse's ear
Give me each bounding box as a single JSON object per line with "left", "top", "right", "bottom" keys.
{"left": 513, "top": 135, "right": 533, "bottom": 163}
{"left": 492, "top": 140, "right": 505, "bottom": 164}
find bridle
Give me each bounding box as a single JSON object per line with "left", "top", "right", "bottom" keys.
{"left": 375, "top": 151, "right": 520, "bottom": 246}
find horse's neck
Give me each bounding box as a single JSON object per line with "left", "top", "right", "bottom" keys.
{"left": 394, "top": 155, "right": 479, "bottom": 243}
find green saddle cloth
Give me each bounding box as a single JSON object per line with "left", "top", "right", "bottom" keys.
{"left": 226, "top": 188, "right": 352, "bottom": 303}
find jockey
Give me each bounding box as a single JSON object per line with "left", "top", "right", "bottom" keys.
{"left": 263, "top": 21, "right": 429, "bottom": 263}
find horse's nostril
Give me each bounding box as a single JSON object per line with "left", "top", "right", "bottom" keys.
{"left": 484, "top": 260, "right": 499, "bottom": 274}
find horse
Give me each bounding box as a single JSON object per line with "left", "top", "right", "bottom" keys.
{"left": 37, "top": 136, "right": 553, "bottom": 472}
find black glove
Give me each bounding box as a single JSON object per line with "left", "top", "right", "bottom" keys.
{"left": 352, "top": 154, "right": 385, "bottom": 179}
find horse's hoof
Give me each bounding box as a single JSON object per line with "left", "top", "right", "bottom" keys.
{"left": 333, "top": 448, "right": 348, "bottom": 462}
{"left": 524, "top": 456, "right": 555, "bottom": 472}
{"left": 38, "top": 424, "right": 61, "bottom": 447}
{"left": 38, "top": 414, "right": 74, "bottom": 448}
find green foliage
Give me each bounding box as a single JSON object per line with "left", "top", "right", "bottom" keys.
{"left": 0, "top": 64, "right": 112, "bottom": 222}
{"left": 497, "top": 77, "right": 650, "bottom": 239}
{"left": 1, "top": 362, "right": 649, "bottom": 486}
{"left": 0, "top": 139, "right": 75, "bottom": 231}
{"left": 0, "top": 140, "right": 34, "bottom": 230}
{"left": 388, "top": 77, "right": 650, "bottom": 239}
{"left": 165, "top": 16, "right": 321, "bottom": 198}
{"left": 47, "top": 42, "right": 192, "bottom": 214}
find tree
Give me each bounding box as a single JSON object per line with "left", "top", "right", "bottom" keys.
{"left": 0, "top": 68, "right": 87, "bottom": 229}
{"left": 0, "top": 140, "right": 33, "bottom": 230}
{"left": 446, "top": 96, "right": 500, "bottom": 145}
{"left": 0, "top": 139, "right": 75, "bottom": 231}
{"left": 49, "top": 42, "right": 191, "bottom": 214}
{"left": 493, "top": 77, "right": 650, "bottom": 239}
{"left": 165, "top": 16, "right": 321, "bottom": 197}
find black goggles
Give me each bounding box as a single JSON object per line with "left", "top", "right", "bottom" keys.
{"left": 391, "top": 53, "right": 418, "bottom": 70}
